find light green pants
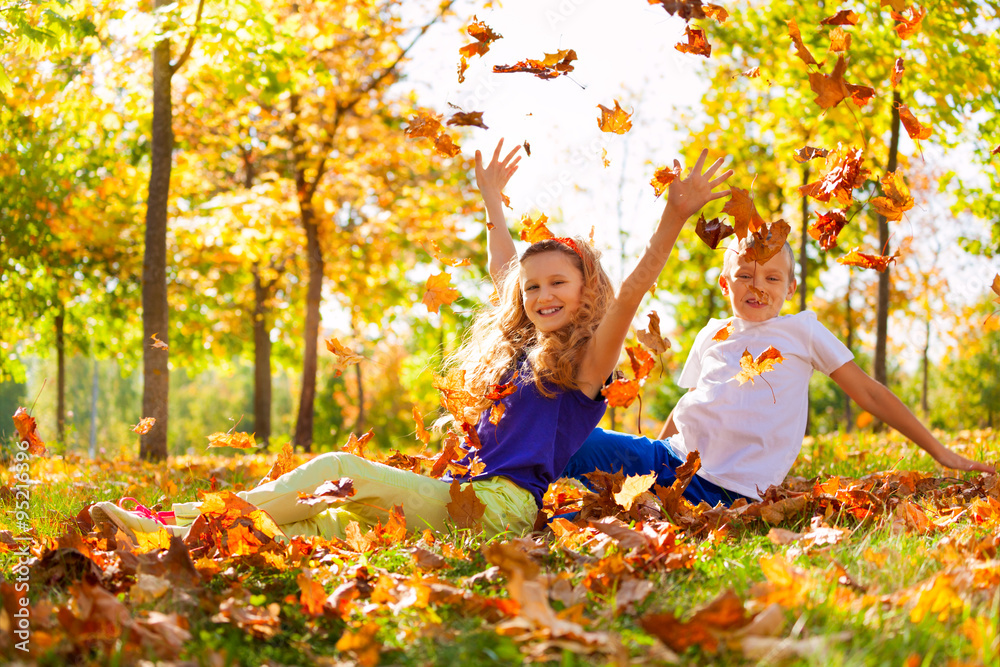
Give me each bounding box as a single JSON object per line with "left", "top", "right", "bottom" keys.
{"left": 173, "top": 452, "right": 537, "bottom": 540}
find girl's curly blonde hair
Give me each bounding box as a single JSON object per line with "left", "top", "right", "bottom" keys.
{"left": 446, "top": 238, "right": 614, "bottom": 424}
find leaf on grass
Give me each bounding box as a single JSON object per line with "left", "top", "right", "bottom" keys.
{"left": 650, "top": 165, "right": 680, "bottom": 197}
{"left": 820, "top": 9, "right": 860, "bottom": 25}
{"left": 723, "top": 186, "right": 766, "bottom": 241}
{"left": 890, "top": 57, "right": 905, "bottom": 88}
{"left": 150, "top": 333, "right": 169, "bottom": 350}
{"left": 793, "top": 146, "right": 830, "bottom": 163}
{"left": 297, "top": 477, "right": 356, "bottom": 506}
{"left": 787, "top": 19, "right": 818, "bottom": 66}
{"left": 597, "top": 100, "right": 633, "bottom": 134}
{"left": 446, "top": 110, "right": 488, "bottom": 129}
{"left": 734, "top": 346, "right": 784, "bottom": 386}
{"left": 837, "top": 247, "right": 899, "bottom": 272}
{"left": 809, "top": 210, "right": 849, "bottom": 250}
{"left": 636, "top": 311, "right": 670, "bottom": 354}
{"left": 132, "top": 417, "right": 156, "bottom": 435}
{"left": 429, "top": 432, "right": 463, "bottom": 478}
{"left": 297, "top": 572, "right": 328, "bottom": 616}
{"left": 871, "top": 171, "right": 914, "bottom": 221}
{"left": 897, "top": 104, "right": 932, "bottom": 140}
{"left": 207, "top": 431, "right": 256, "bottom": 449}
{"left": 335, "top": 622, "right": 381, "bottom": 667}
{"left": 493, "top": 49, "right": 577, "bottom": 79}
{"left": 458, "top": 16, "right": 502, "bottom": 83}
{"left": 446, "top": 481, "right": 485, "bottom": 529}
{"left": 601, "top": 378, "right": 640, "bottom": 408}
{"left": 713, "top": 322, "right": 734, "bottom": 341}
{"left": 422, "top": 272, "right": 460, "bottom": 314}
{"left": 641, "top": 589, "right": 752, "bottom": 654}
{"left": 411, "top": 546, "right": 449, "bottom": 570}
{"left": 613, "top": 473, "right": 658, "bottom": 511}
{"left": 675, "top": 25, "right": 712, "bottom": 57}
{"left": 519, "top": 212, "right": 555, "bottom": 244}
{"left": 325, "top": 337, "right": 364, "bottom": 377}
{"left": 891, "top": 6, "right": 926, "bottom": 40}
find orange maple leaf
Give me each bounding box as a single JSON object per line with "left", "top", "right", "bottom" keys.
{"left": 890, "top": 57, "right": 905, "bottom": 88}
{"left": 458, "top": 16, "right": 502, "bottom": 83}
{"left": 891, "top": 6, "right": 926, "bottom": 40}
{"left": 597, "top": 100, "right": 633, "bottom": 134}
{"left": 799, "top": 145, "right": 869, "bottom": 208}
{"left": 601, "top": 378, "right": 640, "bottom": 408}
{"left": 207, "top": 431, "right": 257, "bottom": 449}
{"left": 258, "top": 442, "right": 297, "bottom": 486}
{"left": 675, "top": 25, "right": 712, "bottom": 57}
{"left": 342, "top": 429, "right": 375, "bottom": 458}
{"left": 712, "top": 322, "right": 734, "bottom": 341}
{"left": 132, "top": 417, "right": 156, "bottom": 435}
{"left": 636, "top": 311, "right": 671, "bottom": 355}
{"left": 405, "top": 111, "right": 462, "bottom": 158}
{"left": 429, "top": 432, "right": 463, "bottom": 478}
{"left": 325, "top": 337, "right": 365, "bottom": 377}
{"left": 422, "top": 272, "right": 460, "bottom": 314}
{"left": 297, "top": 573, "right": 328, "bottom": 617}
{"left": 627, "top": 345, "right": 656, "bottom": 382}
{"left": 722, "top": 186, "right": 766, "bottom": 240}
{"left": 519, "top": 212, "right": 555, "bottom": 243}
{"left": 808, "top": 55, "right": 850, "bottom": 109}
{"left": 809, "top": 210, "right": 849, "bottom": 250}
{"left": 828, "top": 27, "right": 852, "bottom": 53}
{"left": 12, "top": 407, "right": 46, "bottom": 456}
{"left": 734, "top": 346, "right": 784, "bottom": 386}
{"left": 837, "top": 247, "right": 899, "bottom": 272}
{"left": 650, "top": 165, "right": 680, "bottom": 197}
{"left": 897, "top": 104, "right": 932, "bottom": 140}
{"left": 787, "top": 19, "right": 818, "bottom": 66}
{"left": 871, "top": 171, "right": 914, "bottom": 221}
{"left": 432, "top": 368, "right": 480, "bottom": 425}
{"left": 847, "top": 82, "right": 876, "bottom": 106}
{"left": 412, "top": 407, "right": 431, "bottom": 445}
{"left": 742, "top": 220, "right": 791, "bottom": 264}
{"left": 446, "top": 481, "right": 485, "bottom": 529}
{"left": 494, "top": 49, "right": 577, "bottom": 79}
{"left": 446, "top": 110, "right": 488, "bottom": 130}
{"left": 821, "top": 9, "right": 860, "bottom": 25}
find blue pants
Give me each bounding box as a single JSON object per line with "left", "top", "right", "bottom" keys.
{"left": 561, "top": 429, "right": 752, "bottom": 508}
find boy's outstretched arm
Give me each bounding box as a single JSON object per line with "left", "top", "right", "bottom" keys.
{"left": 577, "top": 150, "right": 733, "bottom": 398}
{"left": 830, "top": 361, "right": 996, "bottom": 474}
{"left": 475, "top": 139, "right": 521, "bottom": 286}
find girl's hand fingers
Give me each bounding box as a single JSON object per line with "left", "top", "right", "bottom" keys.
{"left": 475, "top": 150, "right": 483, "bottom": 169}
{"left": 503, "top": 145, "right": 521, "bottom": 165}
{"left": 691, "top": 149, "right": 708, "bottom": 174}
{"left": 492, "top": 138, "right": 505, "bottom": 164}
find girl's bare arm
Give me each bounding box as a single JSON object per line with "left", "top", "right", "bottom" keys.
{"left": 475, "top": 139, "right": 521, "bottom": 286}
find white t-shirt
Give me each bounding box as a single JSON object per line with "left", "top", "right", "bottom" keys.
{"left": 671, "top": 311, "right": 854, "bottom": 499}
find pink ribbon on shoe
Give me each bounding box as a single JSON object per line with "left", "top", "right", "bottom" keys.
{"left": 118, "top": 497, "right": 176, "bottom": 525}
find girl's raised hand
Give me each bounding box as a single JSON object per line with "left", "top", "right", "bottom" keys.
{"left": 663, "top": 149, "right": 733, "bottom": 222}
{"left": 475, "top": 139, "right": 521, "bottom": 204}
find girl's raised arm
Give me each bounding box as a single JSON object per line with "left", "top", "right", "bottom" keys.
{"left": 475, "top": 139, "right": 522, "bottom": 286}
{"left": 576, "top": 150, "right": 733, "bottom": 399}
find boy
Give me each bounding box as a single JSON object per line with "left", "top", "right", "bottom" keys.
{"left": 562, "top": 237, "right": 995, "bottom": 505}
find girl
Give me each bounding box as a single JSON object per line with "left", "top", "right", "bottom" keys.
{"left": 90, "top": 139, "right": 732, "bottom": 541}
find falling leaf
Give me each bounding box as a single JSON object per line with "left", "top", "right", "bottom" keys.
{"left": 991, "top": 274, "right": 1000, "bottom": 305}
{"left": 412, "top": 407, "right": 431, "bottom": 445}
{"left": 787, "top": 19, "right": 818, "bottom": 66}
{"left": 742, "top": 221, "right": 791, "bottom": 264}
{"left": 649, "top": 0, "right": 727, "bottom": 23}
{"left": 132, "top": 417, "right": 156, "bottom": 435}
{"left": 809, "top": 210, "right": 849, "bottom": 250}
{"left": 446, "top": 111, "right": 488, "bottom": 130}
{"left": 723, "top": 186, "right": 766, "bottom": 240}
{"left": 297, "top": 478, "right": 356, "bottom": 506}
{"left": 799, "top": 145, "right": 869, "bottom": 207}
{"left": 446, "top": 481, "right": 485, "bottom": 529}
{"left": 871, "top": 171, "right": 914, "bottom": 221}
{"left": 828, "top": 27, "right": 852, "bottom": 53}
{"left": 793, "top": 146, "right": 830, "bottom": 163}
{"left": 627, "top": 346, "right": 656, "bottom": 382}
{"left": 636, "top": 312, "right": 670, "bottom": 354}
{"left": 601, "top": 147, "right": 610, "bottom": 167}
{"left": 897, "top": 104, "right": 932, "bottom": 140}
{"left": 207, "top": 431, "right": 257, "bottom": 449}
{"left": 992, "top": 144, "right": 1000, "bottom": 156}
{"left": 422, "top": 272, "right": 460, "bottom": 314}
{"left": 325, "top": 337, "right": 365, "bottom": 377}
{"left": 847, "top": 82, "right": 876, "bottom": 106}
{"left": 458, "top": 17, "right": 502, "bottom": 83}
{"left": 742, "top": 66, "right": 761, "bottom": 78}
{"left": 838, "top": 248, "right": 899, "bottom": 272}
{"left": 433, "top": 369, "right": 479, "bottom": 426}
{"left": 405, "top": 111, "right": 462, "bottom": 158}
{"left": 519, "top": 212, "right": 555, "bottom": 243}
{"left": 890, "top": 57, "right": 905, "bottom": 88}
{"left": 429, "top": 432, "right": 463, "bottom": 478}
{"left": 891, "top": 6, "right": 926, "bottom": 40}
{"left": 650, "top": 165, "right": 680, "bottom": 197}
{"left": 808, "top": 55, "right": 850, "bottom": 109}
{"left": 601, "top": 378, "right": 640, "bottom": 408}
{"left": 713, "top": 322, "right": 733, "bottom": 341}
{"left": 150, "top": 333, "right": 169, "bottom": 350}
{"left": 675, "top": 26, "right": 712, "bottom": 57}
{"left": 493, "top": 49, "right": 577, "bottom": 79}
{"left": 734, "top": 346, "right": 784, "bottom": 386}
{"left": 693, "top": 214, "right": 735, "bottom": 251}
{"left": 597, "top": 100, "right": 633, "bottom": 134}
{"left": 523, "top": 140, "right": 531, "bottom": 156}
{"left": 820, "top": 9, "right": 860, "bottom": 25}
{"left": 259, "top": 442, "right": 296, "bottom": 486}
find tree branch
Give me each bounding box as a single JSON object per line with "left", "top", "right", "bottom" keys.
{"left": 170, "top": 0, "right": 206, "bottom": 74}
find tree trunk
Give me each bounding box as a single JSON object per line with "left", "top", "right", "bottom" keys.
{"left": 874, "top": 92, "right": 901, "bottom": 392}
{"left": 293, "top": 203, "right": 323, "bottom": 452}
{"left": 253, "top": 264, "right": 272, "bottom": 448}
{"left": 798, "top": 165, "right": 810, "bottom": 313}
{"left": 140, "top": 9, "right": 173, "bottom": 462}
{"left": 55, "top": 303, "right": 65, "bottom": 444}
{"left": 844, "top": 271, "right": 854, "bottom": 432}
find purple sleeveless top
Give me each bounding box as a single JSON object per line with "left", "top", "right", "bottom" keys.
{"left": 448, "top": 361, "right": 607, "bottom": 508}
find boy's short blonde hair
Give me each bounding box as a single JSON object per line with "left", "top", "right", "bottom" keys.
{"left": 721, "top": 238, "right": 796, "bottom": 281}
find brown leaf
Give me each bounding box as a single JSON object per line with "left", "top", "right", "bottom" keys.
{"left": 787, "top": 19, "right": 818, "bottom": 66}
{"left": 412, "top": 407, "right": 431, "bottom": 445}
{"left": 675, "top": 25, "right": 712, "bottom": 57}
{"left": 207, "top": 431, "right": 257, "bottom": 450}
{"left": 627, "top": 345, "right": 656, "bottom": 382}
{"left": 335, "top": 622, "right": 381, "bottom": 667}
{"left": 446, "top": 111, "right": 488, "bottom": 130}
{"left": 799, "top": 145, "right": 869, "bottom": 207}
{"left": 636, "top": 311, "right": 670, "bottom": 354}
{"left": 890, "top": 57, "right": 905, "bottom": 88}
{"left": 597, "top": 100, "right": 633, "bottom": 134}
{"left": 325, "top": 336, "right": 365, "bottom": 377}
{"left": 870, "top": 171, "right": 914, "bottom": 221}
{"left": 458, "top": 16, "right": 502, "bottom": 83}
{"left": 411, "top": 546, "right": 449, "bottom": 570}
{"left": 13, "top": 406, "right": 46, "bottom": 456}
{"left": 641, "top": 590, "right": 752, "bottom": 654}
{"left": 519, "top": 212, "right": 555, "bottom": 243}
{"left": 809, "top": 210, "right": 849, "bottom": 250}
{"left": 696, "top": 215, "right": 736, "bottom": 250}
{"left": 742, "top": 220, "right": 791, "bottom": 264}
{"left": 808, "top": 55, "right": 851, "bottom": 109}
{"left": 447, "top": 481, "right": 485, "bottom": 529}
{"left": 422, "top": 272, "right": 461, "bottom": 314}
{"left": 734, "top": 346, "right": 784, "bottom": 386}
{"left": 258, "top": 442, "right": 297, "bottom": 486}
{"left": 429, "top": 432, "right": 463, "bottom": 478}
{"left": 342, "top": 429, "right": 375, "bottom": 458}
{"left": 837, "top": 247, "right": 899, "bottom": 272}
{"left": 846, "top": 83, "right": 876, "bottom": 106}
{"left": 297, "top": 572, "right": 328, "bottom": 616}
{"left": 829, "top": 27, "right": 852, "bottom": 53}
{"left": 494, "top": 49, "right": 577, "bottom": 79}
{"left": 793, "top": 146, "right": 830, "bottom": 163}
{"left": 296, "top": 477, "right": 356, "bottom": 506}
{"left": 722, "top": 186, "right": 766, "bottom": 241}
{"left": 433, "top": 369, "right": 480, "bottom": 426}
{"left": 897, "top": 104, "right": 932, "bottom": 140}
{"left": 820, "top": 9, "right": 860, "bottom": 25}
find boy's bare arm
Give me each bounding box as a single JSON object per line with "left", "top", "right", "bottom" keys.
{"left": 829, "top": 361, "right": 996, "bottom": 474}
{"left": 657, "top": 408, "right": 678, "bottom": 440}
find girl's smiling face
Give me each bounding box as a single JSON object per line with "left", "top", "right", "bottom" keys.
{"left": 719, "top": 248, "right": 797, "bottom": 322}
{"left": 519, "top": 251, "right": 584, "bottom": 332}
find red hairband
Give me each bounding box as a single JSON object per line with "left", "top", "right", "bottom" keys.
{"left": 554, "top": 237, "right": 583, "bottom": 259}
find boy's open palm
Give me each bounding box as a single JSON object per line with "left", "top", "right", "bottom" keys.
{"left": 664, "top": 149, "right": 733, "bottom": 221}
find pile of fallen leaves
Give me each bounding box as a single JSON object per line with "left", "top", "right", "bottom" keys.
{"left": 1, "top": 419, "right": 998, "bottom": 665}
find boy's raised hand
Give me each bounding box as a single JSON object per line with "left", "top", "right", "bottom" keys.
{"left": 475, "top": 139, "right": 521, "bottom": 205}
{"left": 663, "top": 149, "right": 733, "bottom": 222}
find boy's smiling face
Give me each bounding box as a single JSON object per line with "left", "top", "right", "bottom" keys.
{"left": 719, "top": 241, "right": 797, "bottom": 322}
